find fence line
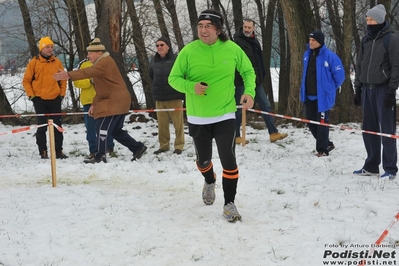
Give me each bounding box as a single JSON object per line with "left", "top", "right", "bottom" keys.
{"left": 1, "top": 107, "right": 398, "bottom": 139}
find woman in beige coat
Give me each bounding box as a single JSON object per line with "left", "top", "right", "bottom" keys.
{"left": 54, "top": 38, "right": 147, "bottom": 163}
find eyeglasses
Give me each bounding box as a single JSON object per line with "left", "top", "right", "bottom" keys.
{"left": 156, "top": 44, "right": 165, "bottom": 47}
{"left": 197, "top": 24, "right": 215, "bottom": 30}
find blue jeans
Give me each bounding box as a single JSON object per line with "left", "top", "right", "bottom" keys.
{"left": 235, "top": 84, "right": 278, "bottom": 136}
{"left": 84, "top": 104, "right": 114, "bottom": 154}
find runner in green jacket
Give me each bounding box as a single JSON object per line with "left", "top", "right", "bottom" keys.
{"left": 169, "top": 9, "right": 255, "bottom": 222}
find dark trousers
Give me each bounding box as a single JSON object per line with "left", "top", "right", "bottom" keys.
{"left": 235, "top": 84, "right": 278, "bottom": 136}
{"left": 361, "top": 84, "right": 397, "bottom": 174}
{"left": 83, "top": 104, "right": 114, "bottom": 154}
{"left": 189, "top": 119, "right": 238, "bottom": 205}
{"left": 305, "top": 99, "right": 332, "bottom": 154}
{"left": 94, "top": 114, "right": 143, "bottom": 159}
{"left": 33, "top": 97, "right": 63, "bottom": 154}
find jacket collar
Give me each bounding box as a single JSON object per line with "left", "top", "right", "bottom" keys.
{"left": 94, "top": 51, "right": 110, "bottom": 64}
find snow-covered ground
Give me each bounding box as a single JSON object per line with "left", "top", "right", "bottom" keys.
{"left": 1, "top": 72, "right": 399, "bottom": 266}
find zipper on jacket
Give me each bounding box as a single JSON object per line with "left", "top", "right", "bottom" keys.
{"left": 366, "top": 32, "right": 381, "bottom": 84}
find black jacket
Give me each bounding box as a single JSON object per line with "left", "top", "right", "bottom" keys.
{"left": 355, "top": 22, "right": 399, "bottom": 94}
{"left": 149, "top": 50, "right": 184, "bottom": 101}
{"left": 233, "top": 27, "right": 266, "bottom": 86}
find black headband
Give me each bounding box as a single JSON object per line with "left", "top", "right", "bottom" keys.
{"left": 198, "top": 13, "right": 222, "bottom": 25}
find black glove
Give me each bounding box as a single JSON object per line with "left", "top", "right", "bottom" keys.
{"left": 353, "top": 87, "right": 362, "bottom": 106}
{"left": 59, "top": 95, "right": 64, "bottom": 101}
{"left": 30, "top": 96, "right": 41, "bottom": 103}
{"left": 384, "top": 92, "right": 396, "bottom": 109}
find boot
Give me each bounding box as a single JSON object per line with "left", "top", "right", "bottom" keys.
{"left": 235, "top": 137, "right": 249, "bottom": 145}
{"left": 270, "top": 132, "right": 288, "bottom": 143}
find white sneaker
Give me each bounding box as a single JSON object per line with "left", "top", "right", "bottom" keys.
{"left": 202, "top": 181, "right": 215, "bottom": 205}
{"left": 223, "top": 202, "right": 242, "bottom": 222}
{"left": 353, "top": 168, "right": 379, "bottom": 176}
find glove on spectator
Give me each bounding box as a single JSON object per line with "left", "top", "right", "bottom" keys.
{"left": 353, "top": 87, "right": 362, "bottom": 106}
{"left": 384, "top": 92, "right": 396, "bottom": 109}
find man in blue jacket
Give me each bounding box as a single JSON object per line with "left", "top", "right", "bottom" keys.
{"left": 300, "top": 30, "right": 345, "bottom": 157}
{"left": 353, "top": 4, "right": 399, "bottom": 179}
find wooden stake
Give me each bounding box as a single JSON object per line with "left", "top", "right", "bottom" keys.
{"left": 241, "top": 108, "right": 246, "bottom": 147}
{"left": 48, "top": 119, "right": 57, "bottom": 187}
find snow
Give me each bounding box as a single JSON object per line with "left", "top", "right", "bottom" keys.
{"left": 1, "top": 73, "right": 399, "bottom": 266}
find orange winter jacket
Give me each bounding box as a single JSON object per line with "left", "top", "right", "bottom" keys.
{"left": 22, "top": 54, "right": 66, "bottom": 100}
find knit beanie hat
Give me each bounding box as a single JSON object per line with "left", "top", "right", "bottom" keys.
{"left": 197, "top": 10, "right": 224, "bottom": 27}
{"left": 309, "top": 30, "right": 325, "bottom": 46}
{"left": 156, "top": 36, "right": 171, "bottom": 48}
{"left": 87, "top": 38, "right": 106, "bottom": 51}
{"left": 38, "top": 36, "right": 54, "bottom": 51}
{"left": 366, "top": 4, "right": 386, "bottom": 24}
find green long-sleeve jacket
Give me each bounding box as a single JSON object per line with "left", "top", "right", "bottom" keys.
{"left": 168, "top": 38, "right": 255, "bottom": 119}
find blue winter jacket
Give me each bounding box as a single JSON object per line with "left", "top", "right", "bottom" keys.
{"left": 300, "top": 44, "right": 345, "bottom": 112}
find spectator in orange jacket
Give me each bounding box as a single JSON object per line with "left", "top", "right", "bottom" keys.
{"left": 22, "top": 36, "right": 68, "bottom": 159}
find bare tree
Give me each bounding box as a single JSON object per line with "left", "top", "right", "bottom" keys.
{"left": 94, "top": 0, "right": 140, "bottom": 109}
{"left": 326, "top": 0, "right": 343, "bottom": 52}
{"left": 337, "top": 0, "right": 355, "bottom": 123}
{"left": 210, "top": 0, "right": 221, "bottom": 12}
{"left": 63, "top": 0, "right": 91, "bottom": 60}
{"left": 126, "top": 0, "right": 154, "bottom": 110}
{"left": 255, "top": 0, "right": 276, "bottom": 110}
{"left": 0, "top": 84, "right": 19, "bottom": 125}
{"left": 162, "top": 0, "right": 184, "bottom": 50}
{"left": 17, "top": 0, "right": 39, "bottom": 57}
{"left": 279, "top": 0, "right": 310, "bottom": 117}
{"left": 276, "top": 0, "right": 290, "bottom": 115}
{"left": 310, "top": 0, "right": 322, "bottom": 30}
{"left": 186, "top": 0, "right": 199, "bottom": 40}
{"left": 232, "top": 0, "right": 243, "bottom": 31}
{"left": 153, "top": 0, "right": 169, "bottom": 39}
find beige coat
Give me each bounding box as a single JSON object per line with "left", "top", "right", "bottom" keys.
{"left": 68, "top": 52, "right": 131, "bottom": 119}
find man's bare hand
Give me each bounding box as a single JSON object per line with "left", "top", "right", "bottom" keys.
{"left": 240, "top": 94, "right": 254, "bottom": 109}
{"left": 54, "top": 69, "right": 70, "bottom": 81}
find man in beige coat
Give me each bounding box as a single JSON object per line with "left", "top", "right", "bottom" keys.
{"left": 54, "top": 38, "right": 147, "bottom": 163}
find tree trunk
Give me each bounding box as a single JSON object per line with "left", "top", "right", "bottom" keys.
{"left": 277, "top": 0, "right": 290, "bottom": 115}
{"left": 153, "top": 0, "right": 169, "bottom": 39}
{"left": 256, "top": 0, "right": 276, "bottom": 110}
{"left": 0, "top": 84, "right": 19, "bottom": 125}
{"left": 337, "top": 0, "right": 355, "bottom": 123}
{"left": 64, "top": 0, "right": 91, "bottom": 60}
{"left": 279, "top": 0, "right": 309, "bottom": 118}
{"left": 186, "top": 0, "right": 199, "bottom": 40}
{"left": 210, "top": 0, "right": 221, "bottom": 12}
{"left": 326, "top": 0, "right": 343, "bottom": 52}
{"left": 126, "top": 0, "right": 154, "bottom": 110}
{"left": 163, "top": 0, "right": 184, "bottom": 51}
{"left": 299, "top": 0, "right": 315, "bottom": 34}
{"left": 95, "top": 0, "right": 139, "bottom": 109}
{"left": 17, "top": 0, "right": 39, "bottom": 57}
{"left": 311, "top": 0, "right": 322, "bottom": 30}
{"left": 231, "top": 0, "right": 243, "bottom": 31}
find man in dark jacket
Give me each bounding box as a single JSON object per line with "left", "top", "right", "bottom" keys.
{"left": 234, "top": 19, "right": 287, "bottom": 144}
{"left": 149, "top": 37, "right": 185, "bottom": 155}
{"left": 353, "top": 4, "right": 399, "bottom": 179}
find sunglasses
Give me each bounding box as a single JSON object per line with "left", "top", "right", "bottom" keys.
{"left": 156, "top": 44, "right": 165, "bottom": 47}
